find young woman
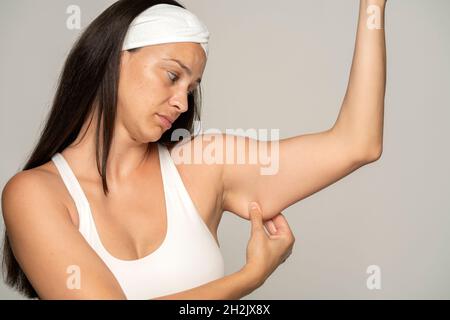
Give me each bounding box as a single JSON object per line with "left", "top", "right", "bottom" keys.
{"left": 1, "top": 0, "right": 387, "bottom": 299}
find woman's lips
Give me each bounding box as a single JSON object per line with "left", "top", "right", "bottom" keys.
{"left": 156, "top": 114, "right": 172, "bottom": 129}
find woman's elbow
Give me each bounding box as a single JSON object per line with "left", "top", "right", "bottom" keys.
{"left": 360, "top": 144, "right": 383, "bottom": 163}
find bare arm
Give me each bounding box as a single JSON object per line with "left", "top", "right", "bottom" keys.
{"left": 156, "top": 203, "right": 296, "bottom": 300}
{"left": 333, "top": 0, "right": 387, "bottom": 153}
{"left": 153, "top": 266, "right": 258, "bottom": 300}
{"left": 1, "top": 172, "right": 262, "bottom": 300}
{"left": 220, "top": 0, "right": 387, "bottom": 221}
{"left": 2, "top": 172, "right": 126, "bottom": 299}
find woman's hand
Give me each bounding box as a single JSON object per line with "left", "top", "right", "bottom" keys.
{"left": 243, "top": 202, "right": 295, "bottom": 287}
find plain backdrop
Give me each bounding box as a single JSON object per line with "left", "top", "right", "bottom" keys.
{"left": 1, "top": 0, "right": 449, "bottom": 299}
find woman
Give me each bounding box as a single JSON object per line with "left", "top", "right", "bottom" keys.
{"left": 1, "top": 0, "right": 386, "bottom": 299}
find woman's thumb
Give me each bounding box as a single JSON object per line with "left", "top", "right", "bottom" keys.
{"left": 249, "top": 202, "right": 263, "bottom": 234}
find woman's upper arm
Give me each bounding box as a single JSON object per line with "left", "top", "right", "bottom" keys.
{"left": 221, "top": 130, "right": 377, "bottom": 221}
{"left": 1, "top": 172, "right": 127, "bottom": 300}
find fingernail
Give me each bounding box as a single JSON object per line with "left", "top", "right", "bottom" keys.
{"left": 249, "top": 202, "right": 258, "bottom": 212}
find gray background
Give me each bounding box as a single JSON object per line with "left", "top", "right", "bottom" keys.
{"left": 1, "top": 0, "right": 449, "bottom": 299}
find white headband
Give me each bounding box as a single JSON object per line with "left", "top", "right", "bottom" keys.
{"left": 122, "top": 4, "right": 210, "bottom": 57}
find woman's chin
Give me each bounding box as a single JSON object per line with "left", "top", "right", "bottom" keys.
{"left": 145, "top": 126, "right": 166, "bottom": 142}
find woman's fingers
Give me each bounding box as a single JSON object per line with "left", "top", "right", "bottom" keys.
{"left": 250, "top": 204, "right": 279, "bottom": 236}
{"left": 270, "top": 213, "right": 293, "bottom": 235}
{"left": 259, "top": 211, "right": 293, "bottom": 237}
{"left": 246, "top": 203, "right": 296, "bottom": 273}
{"left": 264, "top": 220, "right": 278, "bottom": 235}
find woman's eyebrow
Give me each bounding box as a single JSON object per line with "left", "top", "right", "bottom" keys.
{"left": 162, "top": 58, "right": 202, "bottom": 84}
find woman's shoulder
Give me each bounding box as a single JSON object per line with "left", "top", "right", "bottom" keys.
{"left": 2, "top": 161, "right": 69, "bottom": 222}
{"left": 4, "top": 160, "right": 61, "bottom": 193}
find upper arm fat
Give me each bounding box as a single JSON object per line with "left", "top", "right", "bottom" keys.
{"left": 221, "top": 130, "right": 371, "bottom": 222}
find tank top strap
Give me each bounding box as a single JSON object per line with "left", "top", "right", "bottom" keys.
{"left": 51, "top": 153, "right": 90, "bottom": 232}
{"left": 157, "top": 143, "right": 199, "bottom": 217}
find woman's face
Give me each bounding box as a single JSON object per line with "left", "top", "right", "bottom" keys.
{"left": 117, "top": 42, "right": 206, "bottom": 143}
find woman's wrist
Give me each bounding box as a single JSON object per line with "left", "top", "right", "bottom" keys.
{"left": 240, "top": 264, "right": 266, "bottom": 289}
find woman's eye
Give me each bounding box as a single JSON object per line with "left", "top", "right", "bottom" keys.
{"left": 168, "top": 71, "right": 194, "bottom": 95}
{"left": 167, "top": 71, "right": 178, "bottom": 83}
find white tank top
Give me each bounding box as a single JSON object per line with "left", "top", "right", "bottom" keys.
{"left": 51, "top": 143, "right": 225, "bottom": 299}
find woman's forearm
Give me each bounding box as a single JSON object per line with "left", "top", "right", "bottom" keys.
{"left": 333, "top": 0, "right": 387, "bottom": 158}
{"left": 151, "top": 267, "right": 261, "bottom": 300}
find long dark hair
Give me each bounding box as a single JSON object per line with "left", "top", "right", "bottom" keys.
{"left": 2, "top": 0, "right": 203, "bottom": 299}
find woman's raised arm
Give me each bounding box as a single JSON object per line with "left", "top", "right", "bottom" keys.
{"left": 221, "top": 0, "right": 387, "bottom": 222}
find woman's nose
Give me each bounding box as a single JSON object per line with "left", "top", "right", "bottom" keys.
{"left": 169, "top": 92, "right": 189, "bottom": 113}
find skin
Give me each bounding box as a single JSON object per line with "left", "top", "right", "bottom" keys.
{"left": 57, "top": 41, "right": 292, "bottom": 260}
{"left": 1, "top": 41, "right": 295, "bottom": 299}
{"left": 66, "top": 42, "right": 207, "bottom": 183}
{"left": 2, "top": 0, "right": 387, "bottom": 299}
